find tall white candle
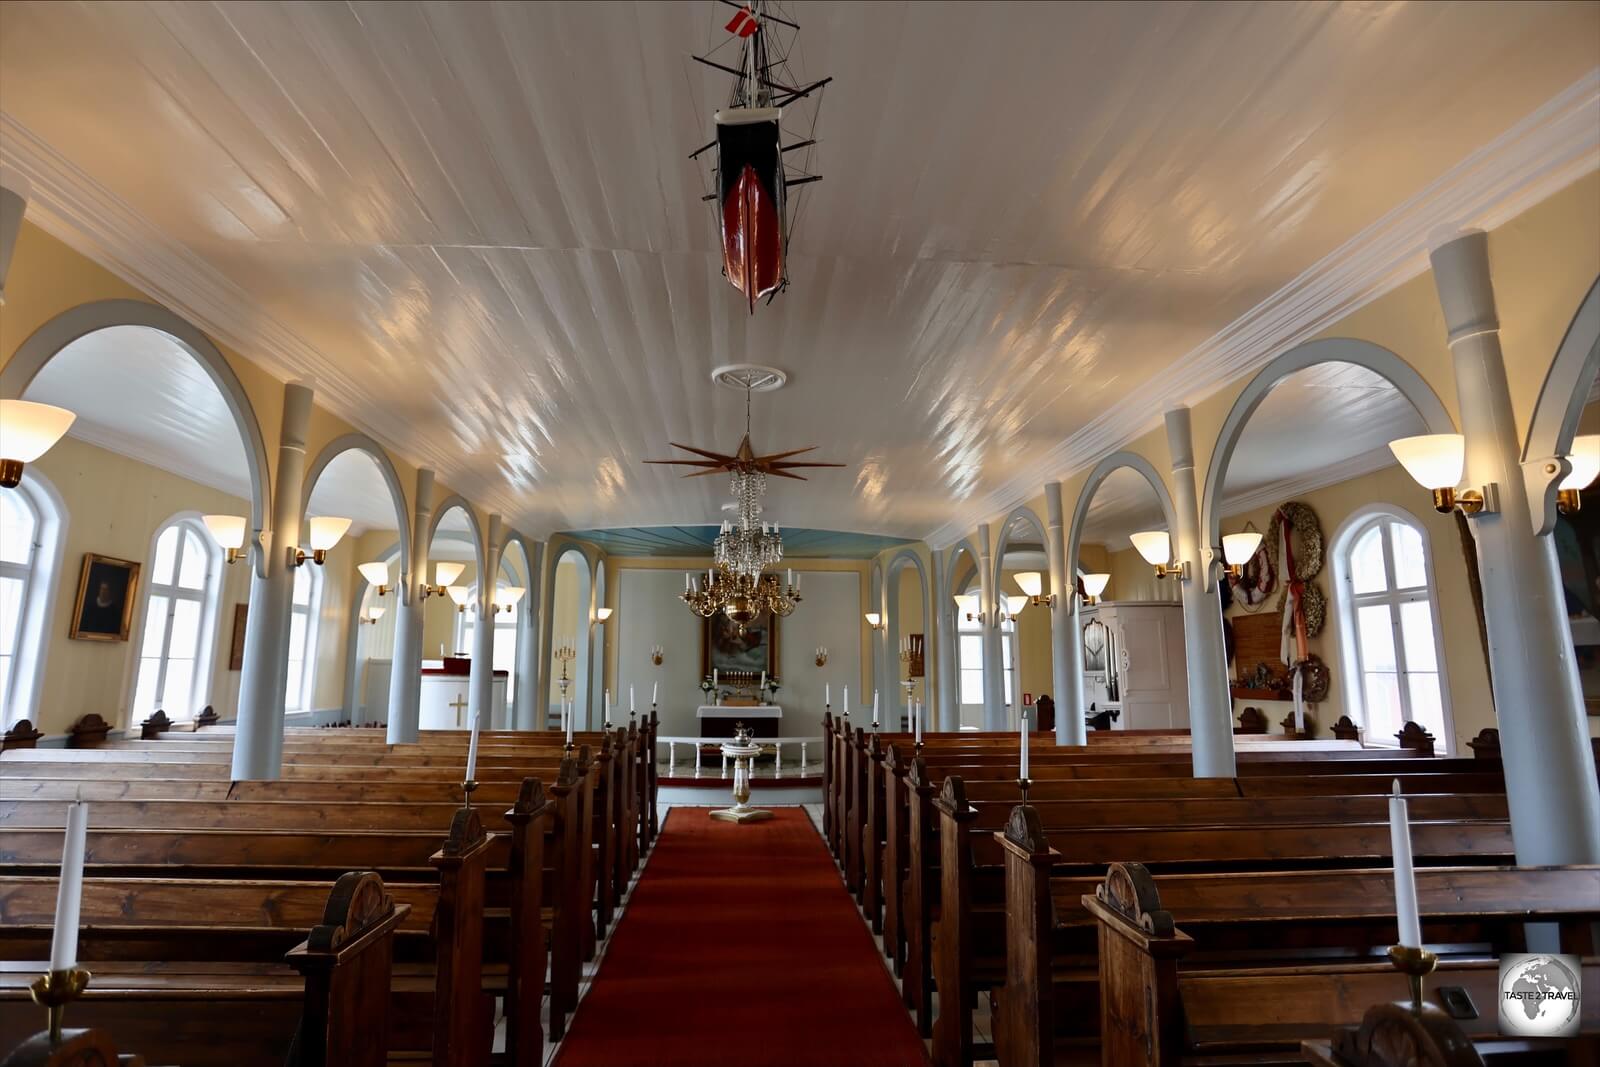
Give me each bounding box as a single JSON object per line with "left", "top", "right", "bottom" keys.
{"left": 651, "top": 681, "right": 658, "bottom": 705}
{"left": 49, "top": 797, "right": 88, "bottom": 973}
{"left": 604, "top": 689, "right": 611, "bottom": 722}
{"left": 1020, "top": 707, "right": 1030, "bottom": 779}
{"left": 713, "top": 668, "right": 719, "bottom": 686}
{"left": 760, "top": 670, "right": 766, "bottom": 691}
{"left": 1389, "top": 780, "right": 1423, "bottom": 948}
{"left": 843, "top": 686, "right": 849, "bottom": 714}
{"left": 685, "top": 572, "right": 691, "bottom": 592}
{"left": 565, "top": 701, "right": 575, "bottom": 747}
{"left": 629, "top": 686, "right": 635, "bottom": 712}
{"left": 914, "top": 700, "right": 923, "bottom": 745}
{"left": 465, "top": 709, "right": 481, "bottom": 782}
{"left": 825, "top": 682, "right": 831, "bottom": 706}
{"left": 872, "top": 690, "right": 879, "bottom": 721}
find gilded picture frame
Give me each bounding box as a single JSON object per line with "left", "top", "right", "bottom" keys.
{"left": 69, "top": 553, "right": 141, "bottom": 642}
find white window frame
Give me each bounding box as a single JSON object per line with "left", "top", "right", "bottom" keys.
{"left": 957, "top": 607, "right": 1018, "bottom": 722}
{"left": 455, "top": 586, "right": 520, "bottom": 702}
{"left": 130, "top": 514, "right": 222, "bottom": 722}
{"left": 1330, "top": 504, "right": 1455, "bottom": 752}
{"left": 0, "top": 474, "right": 67, "bottom": 726}
{"left": 286, "top": 563, "right": 324, "bottom": 713}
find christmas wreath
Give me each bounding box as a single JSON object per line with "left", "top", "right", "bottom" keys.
{"left": 1266, "top": 502, "right": 1323, "bottom": 582}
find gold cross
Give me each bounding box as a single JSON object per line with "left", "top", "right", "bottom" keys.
{"left": 449, "top": 693, "right": 468, "bottom": 728}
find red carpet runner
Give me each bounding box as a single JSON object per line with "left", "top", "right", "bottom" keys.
{"left": 553, "top": 807, "right": 929, "bottom": 1067}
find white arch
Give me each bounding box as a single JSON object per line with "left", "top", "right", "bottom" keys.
{"left": 541, "top": 541, "right": 594, "bottom": 730}
{"left": 1199, "top": 337, "right": 1455, "bottom": 559}
{"left": 2, "top": 468, "right": 68, "bottom": 727}
{"left": 301, "top": 433, "right": 412, "bottom": 582}
{"left": 1065, "top": 451, "right": 1180, "bottom": 572}
{"left": 942, "top": 538, "right": 983, "bottom": 729}
{"left": 884, "top": 548, "right": 932, "bottom": 722}
{"left": 1523, "top": 275, "right": 1600, "bottom": 534}
{"left": 1, "top": 300, "right": 273, "bottom": 562}
{"left": 992, "top": 505, "right": 1049, "bottom": 593}
{"left": 500, "top": 533, "right": 543, "bottom": 730}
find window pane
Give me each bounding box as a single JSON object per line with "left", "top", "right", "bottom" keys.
{"left": 141, "top": 595, "right": 170, "bottom": 656}
{"left": 1398, "top": 600, "right": 1438, "bottom": 672}
{"left": 152, "top": 525, "right": 179, "bottom": 585}
{"left": 0, "top": 655, "right": 11, "bottom": 716}
{"left": 1389, "top": 522, "right": 1427, "bottom": 589}
{"left": 1363, "top": 672, "right": 1403, "bottom": 743}
{"left": 168, "top": 599, "right": 201, "bottom": 660}
{"left": 284, "top": 657, "right": 304, "bottom": 711}
{"left": 176, "top": 528, "right": 208, "bottom": 590}
{"left": 493, "top": 627, "right": 517, "bottom": 704}
{"left": 1349, "top": 526, "right": 1388, "bottom": 594}
{"left": 0, "top": 493, "right": 36, "bottom": 565}
{"left": 289, "top": 613, "right": 307, "bottom": 661}
{"left": 1356, "top": 605, "right": 1397, "bottom": 672}
{"left": 161, "top": 658, "right": 193, "bottom": 714}
{"left": 0, "top": 576, "right": 23, "bottom": 655}
{"left": 1407, "top": 672, "right": 1445, "bottom": 739}
{"left": 960, "top": 668, "right": 984, "bottom": 705}
{"left": 293, "top": 566, "right": 311, "bottom": 605}
{"left": 133, "top": 657, "right": 163, "bottom": 716}
{"left": 959, "top": 635, "right": 983, "bottom": 663}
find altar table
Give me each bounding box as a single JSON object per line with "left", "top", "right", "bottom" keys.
{"left": 696, "top": 704, "right": 782, "bottom": 739}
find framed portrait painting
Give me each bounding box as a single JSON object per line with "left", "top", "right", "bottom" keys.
{"left": 69, "top": 553, "right": 141, "bottom": 641}
{"left": 703, "top": 612, "right": 777, "bottom": 677}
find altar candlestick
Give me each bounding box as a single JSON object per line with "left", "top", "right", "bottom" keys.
{"left": 49, "top": 796, "right": 87, "bottom": 973}
{"left": 1389, "top": 780, "right": 1423, "bottom": 948}
{"left": 465, "top": 709, "right": 481, "bottom": 782}
{"left": 1019, "top": 708, "right": 1030, "bottom": 779}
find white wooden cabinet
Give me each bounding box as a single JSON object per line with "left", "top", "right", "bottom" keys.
{"left": 1081, "top": 601, "right": 1189, "bottom": 730}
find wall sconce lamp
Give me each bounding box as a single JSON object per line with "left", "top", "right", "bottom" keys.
{"left": 491, "top": 585, "right": 526, "bottom": 614}
{"left": 864, "top": 611, "right": 883, "bottom": 630}
{"left": 292, "top": 516, "right": 352, "bottom": 567}
{"left": 358, "top": 561, "right": 392, "bottom": 596}
{"left": 594, "top": 606, "right": 614, "bottom": 623}
{"left": 997, "top": 595, "right": 1027, "bottom": 626}
{"left": 1080, "top": 572, "right": 1110, "bottom": 605}
{"left": 1388, "top": 434, "right": 1496, "bottom": 515}
{"left": 814, "top": 646, "right": 828, "bottom": 667}
{"left": 953, "top": 593, "right": 982, "bottom": 623}
{"left": 0, "top": 399, "right": 75, "bottom": 488}
{"left": 421, "top": 561, "right": 466, "bottom": 598}
{"left": 445, "top": 584, "right": 473, "bottom": 613}
{"left": 202, "top": 514, "right": 249, "bottom": 565}
{"left": 1557, "top": 434, "right": 1600, "bottom": 514}
{"left": 360, "top": 605, "right": 386, "bottom": 625}
{"left": 1130, "top": 530, "right": 1187, "bottom": 579}
{"left": 1220, "top": 531, "right": 1264, "bottom": 579}
{"left": 651, "top": 644, "right": 665, "bottom": 666}
{"left": 1014, "top": 571, "right": 1052, "bottom": 608}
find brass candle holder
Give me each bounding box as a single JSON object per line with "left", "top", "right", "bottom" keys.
{"left": 1017, "top": 776, "right": 1032, "bottom": 805}
{"left": 461, "top": 779, "right": 478, "bottom": 811}
{"left": 1388, "top": 944, "right": 1438, "bottom": 1014}
{"left": 29, "top": 967, "right": 90, "bottom": 1045}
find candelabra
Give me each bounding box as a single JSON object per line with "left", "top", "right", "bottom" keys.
{"left": 681, "top": 566, "right": 801, "bottom": 631}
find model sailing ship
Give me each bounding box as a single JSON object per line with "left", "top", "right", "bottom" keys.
{"left": 692, "top": 2, "right": 830, "bottom": 311}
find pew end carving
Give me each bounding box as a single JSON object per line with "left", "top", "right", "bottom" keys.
{"left": 0, "top": 719, "right": 44, "bottom": 753}
{"left": 67, "top": 714, "right": 112, "bottom": 748}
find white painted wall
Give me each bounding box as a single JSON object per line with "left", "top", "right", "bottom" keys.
{"left": 614, "top": 567, "right": 862, "bottom": 740}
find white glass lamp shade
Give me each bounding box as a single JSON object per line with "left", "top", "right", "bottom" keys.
{"left": 434, "top": 561, "right": 466, "bottom": 587}
{"left": 445, "top": 584, "right": 473, "bottom": 608}
{"left": 1081, "top": 572, "right": 1111, "bottom": 599}
{"left": 1221, "top": 532, "right": 1264, "bottom": 567}
{"left": 863, "top": 611, "right": 882, "bottom": 628}
{"left": 1560, "top": 435, "right": 1600, "bottom": 491}
{"left": 367, "top": 605, "right": 386, "bottom": 622}
{"left": 202, "top": 514, "right": 248, "bottom": 551}
{"left": 1129, "top": 531, "right": 1171, "bottom": 567}
{"left": 1389, "top": 434, "right": 1464, "bottom": 491}
{"left": 358, "top": 561, "right": 390, "bottom": 587}
{"left": 595, "top": 606, "right": 614, "bottom": 623}
{"left": 1013, "top": 572, "right": 1043, "bottom": 598}
{"left": 0, "top": 399, "right": 76, "bottom": 462}
{"left": 954, "top": 593, "right": 980, "bottom": 618}
{"left": 306, "top": 516, "right": 352, "bottom": 552}
{"left": 495, "top": 585, "right": 527, "bottom": 610}
{"left": 1004, "top": 595, "right": 1028, "bottom": 617}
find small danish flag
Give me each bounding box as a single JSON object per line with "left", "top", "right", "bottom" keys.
{"left": 725, "top": 7, "right": 759, "bottom": 37}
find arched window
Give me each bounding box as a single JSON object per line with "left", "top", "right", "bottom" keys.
{"left": 132, "top": 516, "right": 221, "bottom": 719}
{"left": 285, "top": 564, "right": 323, "bottom": 712}
{"left": 1, "top": 478, "right": 66, "bottom": 724}
{"left": 1332, "top": 509, "right": 1451, "bottom": 749}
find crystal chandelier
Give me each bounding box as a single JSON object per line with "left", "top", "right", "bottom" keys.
{"left": 684, "top": 470, "right": 801, "bottom": 630}
{"left": 714, "top": 470, "right": 783, "bottom": 580}
{"left": 681, "top": 567, "right": 801, "bottom": 630}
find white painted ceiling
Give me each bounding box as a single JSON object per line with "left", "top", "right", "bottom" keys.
{"left": 2, "top": 2, "right": 1595, "bottom": 541}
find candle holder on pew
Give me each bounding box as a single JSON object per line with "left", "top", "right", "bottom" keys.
{"left": 28, "top": 966, "right": 91, "bottom": 1047}
{"left": 461, "top": 778, "right": 478, "bottom": 811}
{"left": 1017, "top": 777, "right": 1031, "bottom": 805}
{"left": 1387, "top": 944, "right": 1438, "bottom": 1015}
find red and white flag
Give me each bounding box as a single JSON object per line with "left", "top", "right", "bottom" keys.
{"left": 725, "top": 7, "right": 759, "bottom": 37}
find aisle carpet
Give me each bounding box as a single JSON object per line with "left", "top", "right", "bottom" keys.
{"left": 552, "top": 807, "right": 929, "bottom": 1067}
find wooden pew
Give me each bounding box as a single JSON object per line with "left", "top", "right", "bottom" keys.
{"left": 1042, "top": 856, "right": 1600, "bottom": 1066}
{"left": 927, "top": 779, "right": 1520, "bottom": 1067}
{"left": 0, "top": 810, "right": 497, "bottom": 1067}
{"left": 0, "top": 752, "right": 592, "bottom": 1047}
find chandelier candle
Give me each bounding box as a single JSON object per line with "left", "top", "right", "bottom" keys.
{"left": 1389, "top": 780, "right": 1423, "bottom": 948}
{"left": 49, "top": 795, "right": 88, "bottom": 974}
